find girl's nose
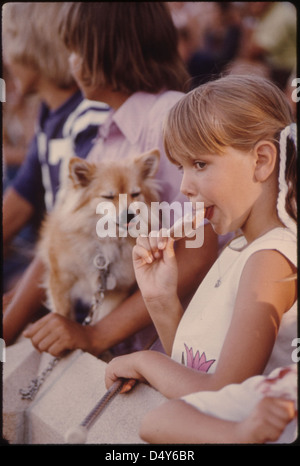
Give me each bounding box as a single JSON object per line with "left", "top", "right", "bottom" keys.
{"left": 180, "top": 170, "right": 197, "bottom": 198}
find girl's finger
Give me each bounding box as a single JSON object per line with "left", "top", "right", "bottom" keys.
{"left": 133, "top": 244, "right": 154, "bottom": 265}
{"left": 136, "top": 233, "right": 152, "bottom": 251}
{"left": 120, "top": 378, "right": 137, "bottom": 394}
{"left": 164, "top": 236, "right": 176, "bottom": 258}
{"left": 157, "top": 228, "right": 169, "bottom": 250}
{"left": 148, "top": 228, "right": 170, "bottom": 253}
{"left": 148, "top": 230, "right": 163, "bottom": 258}
{"left": 268, "top": 398, "right": 296, "bottom": 422}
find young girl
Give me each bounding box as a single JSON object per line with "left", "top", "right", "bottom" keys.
{"left": 105, "top": 75, "right": 297, "bottom": 403}
{"left": 21, "top": 2, "right": 218, "bottom": 358}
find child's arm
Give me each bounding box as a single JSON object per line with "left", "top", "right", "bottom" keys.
{"left": 139, "top": 397, "right": 296, "bottom": 444}
{"left": 3, "top": 187, "right": 34, "bottom": 254}
{"left": 133, "top": 224, "right": 217, "bottom": 354}
{"left": 213, "top": 249, "right": 297, "bottom": 386}
{"left": 106, "top": 248, "right": 297, "bottom": 397}
{"left": 105, "top": 350, "right": 217, "bottom": 397}
{"left": 3, "top": 256, "right": 47, "bottom": 345}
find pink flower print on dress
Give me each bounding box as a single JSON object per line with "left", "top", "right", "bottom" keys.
{"left": 183, "top": 344, "right": 215, "bottom": 372}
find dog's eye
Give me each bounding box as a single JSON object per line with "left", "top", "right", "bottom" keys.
{"left": 131, "top": 191, "right": 141, "bottom": 198}
{"left": 102, "top": 194, "right": 115, "bottom": 200}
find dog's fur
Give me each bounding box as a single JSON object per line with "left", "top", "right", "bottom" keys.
{"left": 37, "top": 150, "right": 160, "bottom": 323}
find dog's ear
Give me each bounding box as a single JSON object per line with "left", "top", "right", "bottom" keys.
{"left": 135, "top": 149, "right": 160, "bottom": 178}
{"left": 69, "top": 157, "right": 96, "bottom": 187}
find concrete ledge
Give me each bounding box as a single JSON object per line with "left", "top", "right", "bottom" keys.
{"left": 3, "top": 341, "right": 166, "bottom": 444}
{"left": 3, "top": 339, "right": 41, "bottom": 443}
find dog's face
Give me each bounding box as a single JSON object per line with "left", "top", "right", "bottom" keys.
{"left": 68, "top": 150, "right": 161, "bottom": 238}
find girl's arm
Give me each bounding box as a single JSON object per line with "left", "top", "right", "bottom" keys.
{"left": 105, "top": 350, "right": 216, "bottom": 398}
{"left": 106, "top": 248, "right": 297, "bottom": 397}
{"left": 139, "top": 397, "right": 296, "bottom": 444}
{"left": 133, "top": 223, "right": 217, "bottom": 354}
{"left": 212, "top": 249, "right": 297, "bottom": 387}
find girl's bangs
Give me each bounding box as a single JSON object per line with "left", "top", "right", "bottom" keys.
{"left": 164, "top": 94, "right": 226, "bottom": 165}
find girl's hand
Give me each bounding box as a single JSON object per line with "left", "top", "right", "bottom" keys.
{"left": 238, "top": 397, "right": 296, "bottom": 444}
{"left": 133, "top": 231, "right": 178, "bottom": 303}
{"left": 105, "top": 352, "right": 147, "bottom": 394}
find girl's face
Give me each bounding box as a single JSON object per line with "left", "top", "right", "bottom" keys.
{"left": 179, "top": 147, "right": 261, "bottom": 237}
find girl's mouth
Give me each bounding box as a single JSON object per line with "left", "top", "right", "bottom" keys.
{"left": 204, "top": 206, "right": 214, "bottom": 221}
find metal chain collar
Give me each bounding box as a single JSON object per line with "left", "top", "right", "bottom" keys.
{"left": 82, "top": 253, "right": 109, "bottom": 326}
{"left": 19, "top": 253, "right": 110, "bottom": 401}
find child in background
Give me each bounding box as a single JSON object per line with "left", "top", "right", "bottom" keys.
{"left": 2, "top": 3, "right": 109, "bottom": 343}
{"left": 105, "top": 75, "right": 297, "bottom": 402}
{"left": 20, "top": 2, "right": 219, "bottom": 358}
{"left": 140, "top": 364, "right": 297, "bottom": 444}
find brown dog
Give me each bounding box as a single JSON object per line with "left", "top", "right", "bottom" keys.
{"left": 37, "top": 150, "right": 160, "bottom": 323}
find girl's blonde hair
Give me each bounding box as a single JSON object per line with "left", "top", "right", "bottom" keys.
{"left": 2, "top": 3, "right": 75, "bottom": 88}
{"left": 164, "top": 74, "right": 297, "bottom": 223}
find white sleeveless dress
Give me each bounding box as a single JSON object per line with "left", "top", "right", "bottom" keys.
{"left": 171, "top": 227, "right": 297, "bottom": 376}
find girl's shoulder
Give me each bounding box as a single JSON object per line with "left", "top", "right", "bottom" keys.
{"left": 229, "top": 227, "right": 297, "bottom": 268}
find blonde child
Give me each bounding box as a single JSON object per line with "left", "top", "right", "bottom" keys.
{"left": 105, "top": 75, "right": 297, "bottom": 408}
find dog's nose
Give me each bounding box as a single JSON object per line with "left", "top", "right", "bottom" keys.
{"left": 118, "top": 209, "right": 136, "bottom": 228}
{"left": 126, "top": 211, "right": 136, "bottom": 224}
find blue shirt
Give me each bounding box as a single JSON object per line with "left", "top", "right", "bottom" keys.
{"left": 13, "top": 90, "right": 109, "bottom": 212}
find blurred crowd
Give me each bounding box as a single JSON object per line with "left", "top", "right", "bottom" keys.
{"left": 3, "top": 2, "right": 297, "bottom": 179}
{"left": 168, "top": 2, "right": 296, "bottom": 91}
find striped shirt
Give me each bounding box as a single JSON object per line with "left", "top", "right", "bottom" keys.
{"left": 13, "top": 90, "right": 109, "bottom": 212}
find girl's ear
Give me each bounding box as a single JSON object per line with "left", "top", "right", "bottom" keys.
{"left": 253, "top": 141, "right": 277, "bottom": 182}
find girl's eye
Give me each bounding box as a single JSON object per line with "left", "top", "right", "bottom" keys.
{"left": 102, "top": 194, "right": 115, "bottom": 200}
{"left": 194, "top": 161, "right": 206, "bottom": 170}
